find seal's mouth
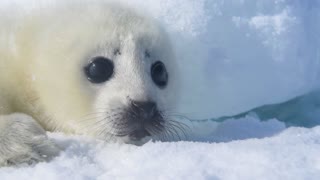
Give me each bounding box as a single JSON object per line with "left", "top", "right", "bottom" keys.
{"left": 106, "top": 100, "right": 165, "bottom": 144}
{"left": 114, "top": 128, "right": 154, "bottom": 145}
{"left": 114, "top": 120, "right": 164, "bottom": 143}
{"left": 129, "top": 129, "right": 152, "bottom": 141}
{"left": 116, "top": 128, "right": 152, "bottom": 140}
{"left": 95, "top": 100, "right": 188, "bottom": 145}
{"left": 102, "top": 117, "right": 165, "bottom": 146}
{"left": 99, "top": 108, "right": 189, "bottom": 145}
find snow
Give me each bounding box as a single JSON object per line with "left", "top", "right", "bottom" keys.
{"left": 1, "top": 0, "right": 320, "bottom": 179}
{"left": 0, "top": 117, "right": 319, "bottom": 180}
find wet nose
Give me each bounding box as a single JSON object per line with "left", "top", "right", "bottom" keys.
{"left": 131, "top": 101, "right": 157, "bottom": 119}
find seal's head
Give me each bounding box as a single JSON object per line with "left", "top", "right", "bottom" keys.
{"left": 26, "top": 2, "right": 179, "bottom": 145}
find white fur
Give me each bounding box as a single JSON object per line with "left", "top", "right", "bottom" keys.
{"left": 0, "top": 1, "right": 178, "bottom": 166}
{"left": 0, "top": 113, "right": 60, "bottom": 166}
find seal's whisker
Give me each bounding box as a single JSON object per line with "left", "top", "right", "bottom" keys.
{"left": 167, "top": 129, "right": 175, "bottom": 141}
{"left": 165, "top": 124, "right": 181, "bottom": 141}
{"left": 146, "top": 123, "right": 162, "bottom": 137}
{"left": 78, "top": 105, "right": 190, "bottom": 143}
{"left": 167, "top": 120, "right": 190, "bottom": 136}
{"left": 160, "top": 110, "right": 196, "bottom": 121}
{"left": 161, "top": 129, "right": 169, "bottom": 141}
{"left": 163, "top": 126, "right": 174, "bottom": 141}
{"left": 169, "top": 119, "right": 191, "bottom": 130}
{"left": 78, "top": 114, "right": 114, "bottom": 124}
{"left": 167, "top": 122, "right": 189, "bottom": 140}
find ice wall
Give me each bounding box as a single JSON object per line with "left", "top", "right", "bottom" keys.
{"left": 2, "top": 0, "right": 320, "bottom": 119}
{"left": 116, "top": 0, "right": 320, "bottom": 118}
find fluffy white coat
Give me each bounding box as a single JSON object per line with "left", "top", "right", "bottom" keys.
{"left": 0, "top": 0, "right": 178, "bottom": 166}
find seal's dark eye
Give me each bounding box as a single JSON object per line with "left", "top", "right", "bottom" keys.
{"left": 151, "top": 61, "right": 168, "bottom": 88}
{"left": 84, "top": 57, "right": 114, "bottom": 84}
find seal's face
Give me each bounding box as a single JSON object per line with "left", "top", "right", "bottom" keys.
{"left": 29, "top": 4, "right": 179, "bottom": 145}
{"left": 84, "top": 19, "right": 177, "bottom": 144}
{"left": 84, "top": 24, "right": 176, "bottom": 144}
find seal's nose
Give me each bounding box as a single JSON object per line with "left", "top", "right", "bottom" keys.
{"left": 131, "top": 101, "right": 157, "bottom": 119}
{"left": 126, "top": 100, "right": 164, "bottom": 142}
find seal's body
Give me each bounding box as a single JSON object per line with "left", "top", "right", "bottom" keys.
{"left": 0, "top": 1, "right": 179, "bottom": 166}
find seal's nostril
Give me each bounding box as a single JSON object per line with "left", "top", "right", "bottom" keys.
{"left": 130, "top": 101, "right": 157, "bottom": 118}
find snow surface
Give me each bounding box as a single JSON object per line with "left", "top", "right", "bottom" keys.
{"left": 0, "top": 117, "right": 320, "bottom": 180}
{"left": 1, "top": 0, "right": 320, "bottom": 179}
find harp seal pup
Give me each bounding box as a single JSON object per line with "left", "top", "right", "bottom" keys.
{"left": 0, "top": 1, "right": 179, "bottom": 166}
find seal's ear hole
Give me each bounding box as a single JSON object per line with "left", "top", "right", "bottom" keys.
{"left": 84, "top": 56, "right": 114, "bottom": 84}
{"left": 151, "top": 61, "right": 168, "bottom": 88}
